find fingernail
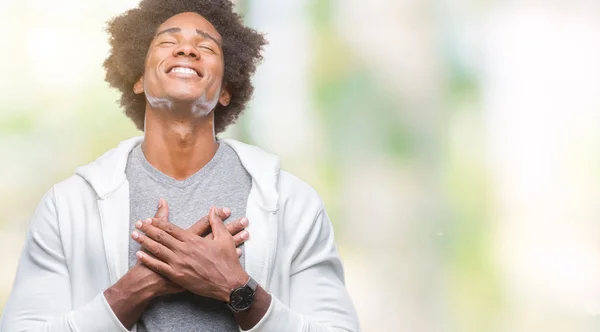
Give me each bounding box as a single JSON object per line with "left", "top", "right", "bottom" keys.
{"left": 136, "top": 251, "right": 144, "bottom": 259}
{"left": 241, "top": 230, "right": 249, "bottom": 239}
{"left": 132, "top": 231, "right": 139, "bottom": 239}
{"left": 223, "top": 207, "right": 231, "bottom": 215}
{"left": 145, "top": 218, "right": 152, "bottom": 224}
{"left": 158, "top": 199, "right": 163, "bottom": 208}
{"left": 240, "top": 218, "right": 249, "bottom": 227}
{"left": 135, "top": 220, "right": 142, "bottom": 229}
{"left": 236, "top": 248, "right": 242, "bottom": 256}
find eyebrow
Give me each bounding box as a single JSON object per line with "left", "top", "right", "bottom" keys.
{"left": 155, "top": 27, "right": 222, "bottom": 47}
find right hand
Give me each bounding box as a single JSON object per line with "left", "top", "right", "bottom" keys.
{"left": 132, "top": 198, "right": 249, "bottom": 297}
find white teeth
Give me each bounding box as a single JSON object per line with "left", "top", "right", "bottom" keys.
{"left": 170, "top": 67, "right": 198, "bottom": 75}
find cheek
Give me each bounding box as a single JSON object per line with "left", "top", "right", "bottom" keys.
{"left": 144, "top": 48, "right": 168, "bottom": 75}
{"left": 206, "top": 55, "right": 225, "bottom": 75}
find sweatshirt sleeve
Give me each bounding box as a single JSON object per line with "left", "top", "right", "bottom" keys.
{"left": 242, "top": 208, "right": 360, "bottom": 332}
{"left": 0, "top": 187, "right": 129, "bottom": 332}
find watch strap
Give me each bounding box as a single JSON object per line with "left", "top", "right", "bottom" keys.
{"left": 245, "top": 275, "right": 258, "bottom": 292}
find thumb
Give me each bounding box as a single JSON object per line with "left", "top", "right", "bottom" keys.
{"left": 154, "top": 198, "right": 169, "bottom": 221}
{"left": 208, "top": 206, "right": 227, "bottom": 238}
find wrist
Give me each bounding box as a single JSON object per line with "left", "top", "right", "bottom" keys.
{"left": 104, "top": 271, "right": 153, "bottom": 330}
{"left": 220, "top": 270, "right": 249, "bottom": 302}
{"left": 233, "top": 284, "right": 272, "bottom": 330}
{"left": 120, "top": 265, "right": 161, "bottom": 301}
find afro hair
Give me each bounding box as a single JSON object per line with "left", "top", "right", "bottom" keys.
{"left": 103, "top": 0, "right": 267, "bottom": 134}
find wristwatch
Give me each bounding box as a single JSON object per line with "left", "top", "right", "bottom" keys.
{"left": 227, "top": 276, "right": 258, "bottom": 313}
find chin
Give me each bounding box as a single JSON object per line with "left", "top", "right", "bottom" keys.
{"left": 165, "top": 95, "right": 217, "bottom": 117}
{"left": 165, "top": 87, "right": 202, "bottom": 100}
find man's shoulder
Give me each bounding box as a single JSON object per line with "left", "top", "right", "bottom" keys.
{"left": 277, "top": 170, "right": 324, "bottom": 212}
{"left": 278, "top": 170, "right": 317, "bottom": 195}
{"left": 52, "top": 174, "right": 97, "bottom": 200}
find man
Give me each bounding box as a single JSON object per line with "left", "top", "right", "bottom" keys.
{"left": 0, "top": 0, "right": 358, "bottom": 331}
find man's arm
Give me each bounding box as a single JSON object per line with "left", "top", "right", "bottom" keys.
{"left": 237, "top": 207, "right": 359, "bottom": 332}
{"left": 0, "top": 191, "right": 248, "bottom": 332}
{"left": 0, "top": 188, "right": 127, "bottom": 332}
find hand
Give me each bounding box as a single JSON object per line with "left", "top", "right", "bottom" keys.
{"left": 104, "top": 201, "right": 249, "bottom": 329}
{"left": 133, "top": 206, "right": 250, "bottom": 302}
{"left": 134, "top": 199, "right": 250, "bottom": 297}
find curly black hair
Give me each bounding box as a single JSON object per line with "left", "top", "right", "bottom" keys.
{"left": 103, "top": 0, "right": 267, "bottom": 134}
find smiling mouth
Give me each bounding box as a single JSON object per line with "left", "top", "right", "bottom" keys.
{"left": 167, "top": 66, "right": 202, "bottom": 77}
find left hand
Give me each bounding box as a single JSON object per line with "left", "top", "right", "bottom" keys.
{"left": 132, "top": 206, "right": 249, "bottom": 302}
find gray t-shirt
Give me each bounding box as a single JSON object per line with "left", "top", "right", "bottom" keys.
{"left": 125, "top": 141, "right": 252, "bottom": 332}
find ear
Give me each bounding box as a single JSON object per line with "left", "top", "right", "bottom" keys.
{"left": 133, "top": 76, "right": 144, "bottom": 94}
{"left": 218, "top": 88, "right": 231, "bottom": 106}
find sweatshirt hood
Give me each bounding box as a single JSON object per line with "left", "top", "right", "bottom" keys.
{"left": 74, "top": 136, "right": 281, "bottom": 212}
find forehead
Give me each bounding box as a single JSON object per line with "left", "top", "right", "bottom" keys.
{"left": 156, "top": 12, "right": 222, "bottom": 42}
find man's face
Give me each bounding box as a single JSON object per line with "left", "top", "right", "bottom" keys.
{"left": 134, "top": 12, "right": 230, "bottom": 115}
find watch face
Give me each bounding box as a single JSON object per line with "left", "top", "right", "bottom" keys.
{"left": 231, "top": 286, "right": 255, "bottom": 311}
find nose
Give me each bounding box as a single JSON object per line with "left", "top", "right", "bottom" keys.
{"left": 173, "top": 41, "right": 198, "bottom": 58}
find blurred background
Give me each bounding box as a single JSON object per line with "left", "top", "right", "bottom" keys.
{"left": 1, "top": 0, "right": 600, "bottom": 331}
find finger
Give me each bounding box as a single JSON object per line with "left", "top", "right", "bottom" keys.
{"left": 132, "top": 230, "right": 177, "bottom": 263}
{"left": 224, "top": 217, "right": 249, "bottom": 236}
{"left": 205, "top": 217, "right": 247, "bottom": 240}
{"left": 187, "top": 216, "right": 210, "bottom": 236}
{"left": 154, "top": 198, "right": 169, "bottom": 221}
{"left": 216, "top": 207, "right": 231, "bottom": 220}
{"left": 236, "top": 248, "right": 242, "bottom": 257}
{"left": 145, "top": 217, "right": 188, "bottom": 241}
{"left": 187, "top": 207, "right": 231, "bottom": 236}
{"left": 208, "top": 206, "right": 229, "bottom": 239}
{"left": 231, "top": 229, "right": 249, "bottom": 247}
{"left": 135, "top": 219, "right": 180, "bottom": 249}
{"left": 136, "top": 250, "right": 175, "bottom": 279}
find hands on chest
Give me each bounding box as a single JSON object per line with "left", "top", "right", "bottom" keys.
{"left": 130, "top": 199, "right": 251, "bottom": 301}
{"left": 105, "top": 199, "right": 270, "bottom": 330}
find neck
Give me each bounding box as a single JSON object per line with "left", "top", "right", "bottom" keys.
{"left": 141, "top": 106, "right": 218, "bottom": 181}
